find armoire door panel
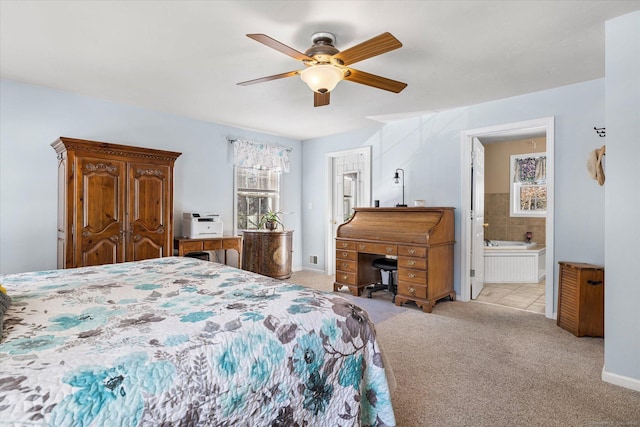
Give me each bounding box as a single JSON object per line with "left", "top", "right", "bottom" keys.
{"left": 131, "top": 236, "right": 165, "bottom": 261}
{"left": 81, "top": 238, "right": 120, "bottom": 266}
{"left": 128, "top": 163, "right": 172, "bottom": 261}
{"left": 77, "top": 157, "right": 126, "bottom": 266}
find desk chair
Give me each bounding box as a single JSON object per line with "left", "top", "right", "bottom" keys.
{"left": 368, "top": 258, "right": 398, "bottom": 302}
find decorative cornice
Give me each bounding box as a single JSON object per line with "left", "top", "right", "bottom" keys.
{"left": 52, "top": 138, "right": 181, "bottom": 162}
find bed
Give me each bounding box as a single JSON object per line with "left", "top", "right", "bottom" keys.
{"left": 0, "top": 257, "right": 395, "bottom": 426}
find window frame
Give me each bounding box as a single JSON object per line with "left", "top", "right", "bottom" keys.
{"left": 509, "top": 152, "right": 547, "bottom": 218}
{"left": 234, "top": 166, "right": 282, "bottom": 234}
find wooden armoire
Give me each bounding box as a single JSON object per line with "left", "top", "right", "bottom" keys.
{"left": 52, "top": 137, "right": 181, "bottom": 269}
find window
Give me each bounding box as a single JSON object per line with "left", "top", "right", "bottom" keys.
{"left": 235, "top": 166, "right": 281, "bottom": 231}
{"left": 230, "top": 139, "right": 289, "bottom": 234}
{"left": 510, "top": 153, "right": 546, "bottom": 217}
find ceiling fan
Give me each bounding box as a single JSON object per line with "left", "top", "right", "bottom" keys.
{"left": 237, "top": 32, "right": 408, "bottom": 107}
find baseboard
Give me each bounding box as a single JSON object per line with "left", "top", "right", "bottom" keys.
{"left": 602, "top": 366, "right": 640, "bottom": 392}
{"left": 299, "top": 266, "right": 326, "bottom": 274}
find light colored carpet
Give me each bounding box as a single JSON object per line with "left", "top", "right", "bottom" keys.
{"left": 288, "top": 270, "right": 411, "bottom": 324}
{"left": 376, "top": 303, "right": 640, "bottom": 427}
{"left": 288, "top": 270, "right": 640, "bottom": 426}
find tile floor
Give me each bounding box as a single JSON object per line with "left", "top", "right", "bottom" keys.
{"left": 475, "top": 280, "right": 546, "bottom": 314}
{"left": 288, "top": 270, "right": 546, "bottom": 315}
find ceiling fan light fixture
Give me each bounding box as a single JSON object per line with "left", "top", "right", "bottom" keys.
{"left": 300, "top": 65, "right": 344, "bottom": 93}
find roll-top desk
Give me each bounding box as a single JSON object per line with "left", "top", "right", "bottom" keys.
{"left": 334, "top": 207, "right": 455, "bottom": 313}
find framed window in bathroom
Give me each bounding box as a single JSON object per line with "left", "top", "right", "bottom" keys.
{"left": 510, "top": 153, "right": 546, "bottom": 217}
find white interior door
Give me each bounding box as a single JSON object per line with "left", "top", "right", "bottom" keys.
{"left": 471, "top": 137, "right": 485, "bottom": 299}
{"left": 326, "top": 147, "right": 371, "bottom": 275}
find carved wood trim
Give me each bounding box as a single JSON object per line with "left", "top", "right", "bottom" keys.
{"left": 52, "top": 137, "right": 181, "bottom": 162}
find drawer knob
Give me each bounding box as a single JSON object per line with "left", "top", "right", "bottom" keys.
{"left": 409, "top": 249, "right": 416, "bottom": 255}
{"left": 342, "top": 243, "right": 348, "bottom": 248}
{"left": 408, "top": 260, "right": 416, "bottom": 266}
{"left": 359, "top": 244, "right": 366, "bottom": 250}
{"left": 408, "top": 273, "right": 416, "bottom": 278}
{"left": 342, "top": 263, "right": 349, "bottom": 268}
{"left": 386, "top": 247, "right": 393, "bottom": 253}
{"left": 342, "top": 252, "right": 348, "bottom": 257}
{"left": 341, "top": 274, "right": 348, "bottom": 280}
{"left": 408, "top": 286, "right": 416, "bottom": 294}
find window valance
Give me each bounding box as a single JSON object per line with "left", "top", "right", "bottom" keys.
{"left": 230, "top": 138, "right": 291, "bottom": 173}
{"left": 513, "top": 155, "right": 546, "bottom": 184}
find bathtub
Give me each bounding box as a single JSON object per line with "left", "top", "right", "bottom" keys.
{"left": 484, "top": 241, "right": 546, "bottom": 283}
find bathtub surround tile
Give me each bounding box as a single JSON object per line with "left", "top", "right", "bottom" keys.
{"left": 484, "top": 192, "right": 546, "bottom": 245}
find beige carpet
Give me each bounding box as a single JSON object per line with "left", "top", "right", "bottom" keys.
{"left": 376, "top": 302, "right": 640, "bottom": 427}
{"left": 288, "top": 271, "right": 640, "bottom": 426}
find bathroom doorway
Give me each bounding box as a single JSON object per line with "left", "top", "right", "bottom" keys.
{"left": 460, "top": 117, "right": 555, "bottom": 319}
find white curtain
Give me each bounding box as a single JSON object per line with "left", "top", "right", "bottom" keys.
{"left": 231, "top": 139, "right": 290, "bottom": 173}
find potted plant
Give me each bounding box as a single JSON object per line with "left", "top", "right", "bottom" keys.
{"left": 259, "top": 210, "right": 284, "bottom": 231}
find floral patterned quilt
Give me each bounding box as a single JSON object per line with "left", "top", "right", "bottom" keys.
{"left": 0, "top": 257, "right": 395, "bottom": 426}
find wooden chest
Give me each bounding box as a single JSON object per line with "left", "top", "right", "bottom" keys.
{"left": 242, "top": 230, "right": 293, "bottom": 279}
{"left": 557, "top": 262, "right": 604, "bottom": 337}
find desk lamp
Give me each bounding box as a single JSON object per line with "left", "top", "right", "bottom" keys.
{"left": 393, "top": 168, "right": 407, "bottom": 207}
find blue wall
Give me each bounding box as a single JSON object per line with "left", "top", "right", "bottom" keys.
{"left": 603, "top": 11, "right": 640, "bottom": 391}
{"left": 0, "top": 79, "right": 302, "bottom": 274}
{"left": 302, "top": 79, "right": 607, "bottom": 308}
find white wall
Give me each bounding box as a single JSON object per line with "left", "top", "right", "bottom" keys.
{"left": 603, "top": 11, "right": 640, "bottom": 391}
{"left": 302, "top": 79, "right": 607, "bottom": 314}
{"left": 0, "top": 79, "right": 302, "bottom": 274}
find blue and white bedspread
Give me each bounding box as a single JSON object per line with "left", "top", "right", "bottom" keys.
{"left": 0, "top": 257, "right": 395, "bottom": 426}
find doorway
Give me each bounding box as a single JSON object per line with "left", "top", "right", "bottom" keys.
{"left": 325, "top": 147, "right": 371, "bottom": 275}
{"left": 461, "top": 117, "right": 555, "bottom": 319}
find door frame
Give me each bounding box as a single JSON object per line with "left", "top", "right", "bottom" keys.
{"left": 460, "top": 117, "right": 555, "bottom": 319}
{"left": 470, "top": 137, "right": 485, "bottom": 299}
{"left": 325, "top": 146, "right": 372, "bottom": 275}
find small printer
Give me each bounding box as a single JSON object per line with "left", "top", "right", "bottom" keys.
{"left": 183, "top": 212, "right": 223, "bottom": 238}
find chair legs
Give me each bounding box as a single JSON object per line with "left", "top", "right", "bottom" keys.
{"left": 367, "top": 269, "right": 397, "bottom": 302}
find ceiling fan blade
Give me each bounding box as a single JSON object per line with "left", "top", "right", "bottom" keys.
{"left": 333, "top": 32, "right": 402, "bottom": 66}
{"left": 237, "top": 70, "right": 300, "bottom": 86}
{"left": 344, "top": 68, "right": 407, "bottom": 93}
{"left": 247, "top": 34, "right": 314, "bottom": 62}
{"left": 314, "top": 91, "right": 330, "bottom": 107}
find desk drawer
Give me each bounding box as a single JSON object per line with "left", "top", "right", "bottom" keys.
{"left": 222, "top": 238, "right": 239, "bottom": 249}
{"left": 397, "top": 282, "right": 427, "bottom": 299}
{"left": 182, "top": 241, "right": 204, "bottom": 253}
{"left": 355, "top": 242, "right": 397, "bottom": 256}
{"left": 336, "top": 271, "right": 356, "bottom": 285}
{"left": 399, "top": 256, "right": 427, "bottom": 269}
{"left": 336, "top": 259, "right": 356, "bottom": 273}
{"left": 399, "top": 267, "right": 427, "bottom": 284}
{"left": 398, "top": 245, "right": 427, "bottom": 258}
{"left": 203, "top": 240, "right": 223, "bottom": 250}
{"left": 336, "top": 240, "right": 356, "bottom": 251}
{"left": 336, "top": 250, "right": 357, "bottom": 261}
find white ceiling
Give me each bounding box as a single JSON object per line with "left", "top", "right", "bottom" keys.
{"left": 1, "top": 1, "right": 638, "bottom": 141}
